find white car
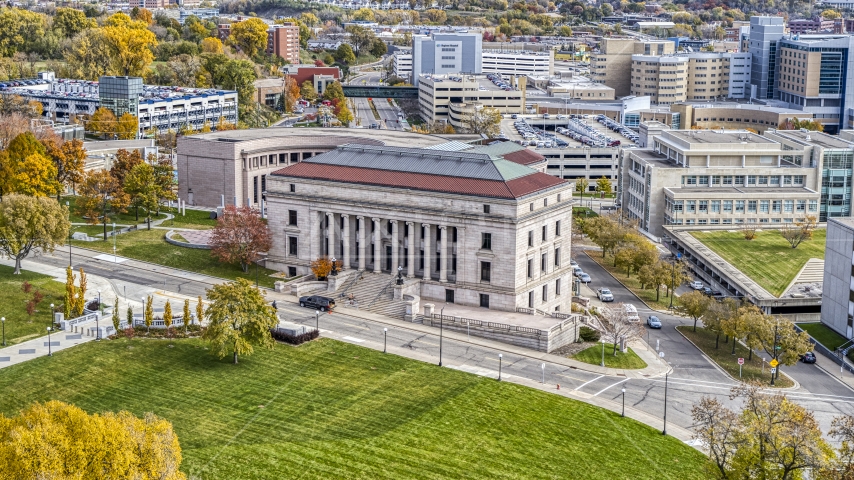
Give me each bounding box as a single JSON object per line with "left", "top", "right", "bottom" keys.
{"left": 597, "top": 288, "right": 614, "bottom": 302}
{"left": 690, "top": 281, "right": 704, "bottom": 290}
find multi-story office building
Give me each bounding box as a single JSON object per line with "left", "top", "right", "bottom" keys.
{"left": 620, "top": 129, "right": 823, "bottom": 237}
{"left": 396, "top": 49, "right": 552, "bottom": 81}
{"left": 99, "top": 76, "right": 143, "bottom": 117}
{"left": 418, "top": 74, "right": 526, "bottom": 124}
{"left": 411, "top": 33, "right": 482, "bottom": 86}
{"left": 630, "top": 52, "right": 751, "bottom": 104}
{"left": 788, "top": 17, "right": 842, "bottom": 34}
{"left": 590, "top": 38, "right": 675, "bottom": 97}
{"left": 265, "top": 143, "right": 574, "bottom": 314}
{"left": 821, "top": 216, "right": 854, "bottom": 339}
{"left": 748, "top": 16, "right": 785, "bottom": 101}
{"left": 773, "top": 34, "right": 854, "bottom": 134}
{"left": 765, "top": 129, "right": 854, "bottom": 220}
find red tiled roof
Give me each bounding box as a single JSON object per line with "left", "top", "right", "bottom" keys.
{"left": 502, "top": 149, "right": 546, "bottom": 166}
{"left": 271, "top": 163, "right": 564, "bottom": 199}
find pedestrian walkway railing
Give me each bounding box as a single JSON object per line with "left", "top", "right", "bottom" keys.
{"left": 430, "top": 314, "right": 543, "bottom": 335}
{"left": 61, "top": 313, "right": 98, "bottom": 331}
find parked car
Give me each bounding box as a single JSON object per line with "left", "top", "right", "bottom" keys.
{"left": 646, "top": 315, "right": 662, "bottom": 329}
{"left": 624, "top": 304, "right": 640, "bottom": 322}
{"left": 579, "top": 273, "right": 592, "bottom": 284}
{"left": 569, "top": 259, "right": 578, "bottom": 267}
{"left": 690, "top": 281, "right": 704, "bottom": 290}
{"left": 298, "top": 295, "right": 336, "bottom": 311}
{"left": 800, "top": 352, "right": 816, "bottom": 364}
{"left": 597, "top": 288, "right": 614, "bottom": 302}
{"left": 703, "top": 287, "right": 723, "bottom": 297}
{"left": 572, "top": 266, "right": 584, "bottom": 277}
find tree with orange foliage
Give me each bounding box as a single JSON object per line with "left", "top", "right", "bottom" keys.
{"left": 44, "top": 138, "right": 86, "bottom": 201}
{"left": 210, "top": 205, "right": 272, "bottom": 272}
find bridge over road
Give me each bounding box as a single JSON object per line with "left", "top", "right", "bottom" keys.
{"left": 342, "top": 85, "right": 418, "bottom": 99}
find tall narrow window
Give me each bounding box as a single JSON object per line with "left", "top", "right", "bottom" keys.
{"left": 481, "top": 233, "right": 492, "bottom": 250}
{"left": 555, "top": 220, "right": 561, "bottom": 236}
{"left": 481, "top": 262, "right": 491, "bottom": 282}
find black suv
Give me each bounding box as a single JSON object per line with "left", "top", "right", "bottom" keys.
{"left": 298, "top": 295, "right": 336, "bottom": 311}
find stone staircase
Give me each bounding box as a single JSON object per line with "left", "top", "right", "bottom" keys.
{"left": 339, "top": 271, "right": 409, "bottom": 319}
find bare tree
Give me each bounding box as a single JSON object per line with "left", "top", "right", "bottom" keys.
{"left": 740, "top": 223, "right": 758, "bottom": 240}
{"left": 599, "top": 303, "right": 645, "bottom": 356}
{"left": 780, "top": 215, "right": 817, "bottom": 249}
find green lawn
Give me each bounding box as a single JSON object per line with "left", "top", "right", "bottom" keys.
{"left": 690, "top": 229, "right": 826, "bottom": 297}
{"left": 572, "top": 342, "right": 648, "bottom": 369}
{"left": 586, "top": 251, "right": 681, "bottom": 311}
{"left": 0, "top": 265, "right": 66, "bottom": 346}
{"left": 158, "top": 206, "right": 218, "bottom": 230}
{"left": 71, "top": 229, "right": 280, "bottom": 288}
{"left": 797, "top": 322, "right": 849, "bottom": 352}
{"left": 678, "top": 326, "right": 793, "bottom": 388}
{"left": 0, "top": 338, "right": 709, "bottom": 478}
{"left": 572, "top": 207, "right": 599, "bottom": 218}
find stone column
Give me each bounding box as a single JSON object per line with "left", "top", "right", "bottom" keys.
{"left": 372, "top": 217, "right": 381, "bottom": 273}
{"left": 391, "top": 220, "right": 399, "bottom": 272}
{"left": 455, "top": 227, "right": 465, "bottom": 283}
{"left": 422, "top": 223, "right": 431, "bottom": 281}
{"left": 406, "top": 221, "right": 415, "bottom": 278}
{"left": 341, "top": 214, "right": 350, "bottom": 270}
{"left": 439, "top": 225, "right": 448, "bottom": 282}
{"left": 326, "top": 212, "right": 335, "bottom": 258}
{"left": 357, "top": 216, "right": 366, "bottom": 271}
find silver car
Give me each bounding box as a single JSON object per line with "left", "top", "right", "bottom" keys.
{"left": 596, "top": 288, "right": 614, "bottom": 302}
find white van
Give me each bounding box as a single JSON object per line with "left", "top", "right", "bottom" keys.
{"left": 624, "top": 304, "right": 640, "bottom": 322}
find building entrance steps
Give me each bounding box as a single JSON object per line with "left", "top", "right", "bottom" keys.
{"left": 337, "top": 272, "right": 408, "bottom": 318}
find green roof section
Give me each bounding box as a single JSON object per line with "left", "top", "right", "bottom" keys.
{"left": 492, "top": 158, "right": 537, "bottom": 181}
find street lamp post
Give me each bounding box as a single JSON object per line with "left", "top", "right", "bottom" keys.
{"left": 771, "top": 320, "right": 778, "bottom": 386}
{"left": 315, "top": 310, "right": 320, "bottom": 332}
{"left": 66, "top": 200, "right": 71, "bottom": 267}
{"left": 112, "top": 222, "right": 116, "bottom": 262}
{"left": 47, "top": 327, "right": 52, "bottom": 356}
{"left": 498, "top": 353, "right": 503, "bottom": 381}
{"left": 541, "top": 363, "right": 545, "bottom": 384}
{"left": 438, "top": 306, "right": 444, "bottom": 367}
{"left": 1, "top": 317, "right": 5, "bottom": 347}
{"left": 662, "top": 373, "right": 669, "bottom": 435}
{"left": 383, "top": 328, "right": 387, "bottom": 353}
{"left": 96, "top": 290, "right": 101, "bottom": 340}
{"left": 49, "top": 303, "right": 54, "bottom": 330}
{"left": 621, "top": 387, "right": 626, "bottom": 417}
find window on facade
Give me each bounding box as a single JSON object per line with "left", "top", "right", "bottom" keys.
{"left": 555, "top": 278, "right": 561, "bottom": 295}
{"left": 542, "top": 284, "right": 548, "bottom": 301}
{"left": 699, "top": 200, "right": 708, "bottom": 212}
{"left": 773, "top": 200, "right": 782, "bottom": 213}
{"left": 527, "top": 259, "right": 533, "bottom": 278}
{"left": 809, "top": 200, "right": 818, "bottom": 212}
{"left": 481, "top": 262, "right": 491, "bottom": 282}
{"left": 544, "top": 198, "right": 548, "bottom": 207}
{"left": 712, "top": 176, "right": 721, "bottom": 185}
{"left": 542, "top": 225, "right": 547, "bottom": 241}
{"left": 554, "top": 247, "right": 561, "bottom": 266}
{"left": 483, "top": 204, "right": 490, "bottom": 214}
{"left": 541, "top": 253, "right": 548, "bottom": 273}
{"left": 555, "top": 220, "right": 561, "bottom": 236}
{"left": 528, "top": 231, "right": 533, "bottom": 247}
{"left": 289, "top": 184, "right": 295, "bottom": 192}
{"left": 784, "top": 176, "right": 792, "bottom": 185}
{"left": 723, "top": 176, "right": 733, "bottom": 185}
{"left": 748, "top": 175, "right": 757, "bottom": 185}
{"left": 759, "top": 176, "right": 769, "bottom": 185}
{"left": 734, "top": 176, "right": 745, "bottom": 186}
{"left": 686, "top": 200, "right": 696, "bottom": 213}
{"left": 797, "top": 200, "right": 806, "bottom": 212}
{"left": 699, "top": 176, "right": 709, "bottom": 186}
{"left": 771, "top": 175, "right": 781, "bottom": 185}
{"left": 530, "top": 203, "right": 534, "bottom": 211}
{"left": 711, "top": 200, "right": 721, "bottom": 213}
{"left": 288, "top": 210, "right": 297, "bottom": 226}
{"left": 528, "top": 291, "right": 534, "bottom": 308}
{"left": 288, "top": 236, "right": 297, "bottom": 255}
{"left": 748, "top": 200, "right": 757, "bottom": 213}
{"left": 479, "top": 294, "right": 490, "bottom": 308}
{"left": 760, "top": 200, "right": 769, "bottom": 213}
{"left": 724, "top": 200, "right": 733, "bottom": 212}
{"left": 784, "top": 200, "right": 794, "bottom": 212}
{"left": 736, "top": 200, "right": 745, "bottom": 213}
{"left": 481, "top": 233, "right": 492, "bottom": 250}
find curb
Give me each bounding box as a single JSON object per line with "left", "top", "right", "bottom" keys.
{"left": 582, "top": 250, "right": 677, "bottom": 315}
{"left": 675, "top": 326, "right": 800, "bottom": 391}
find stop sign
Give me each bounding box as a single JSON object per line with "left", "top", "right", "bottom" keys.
{"left": 738, "top": 358, "right": 744, "bottom": 365}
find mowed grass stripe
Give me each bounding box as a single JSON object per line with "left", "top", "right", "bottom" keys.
{"left": 690, "top": 229, "right": 826, "bottom": 296}
{"left": 0, "top": 338, "right": 708, "bottom": 479}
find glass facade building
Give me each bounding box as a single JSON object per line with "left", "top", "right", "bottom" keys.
{"left": 98, "top": 76, "right": 143, "bottom": 118}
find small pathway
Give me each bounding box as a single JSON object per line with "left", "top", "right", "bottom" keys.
{"left": 0, "top": 330, "right": 96, "bottom": 369}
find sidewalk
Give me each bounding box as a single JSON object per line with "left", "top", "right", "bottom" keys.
{"left": 0, "top": 328, "right": 95, "bottom": 369}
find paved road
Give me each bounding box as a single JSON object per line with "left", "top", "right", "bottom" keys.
{"left": 373, "top": 98, "right": 403, "bottom": 130}
{"left": 351, "top": 97, "right": 376, "bottom": 128}
{"left": 573, "top": 247, "right": 854, "bottom": 433}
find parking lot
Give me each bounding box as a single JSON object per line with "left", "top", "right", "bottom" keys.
{"left": 500, "top": 114, "right": 638, "bottom": 149}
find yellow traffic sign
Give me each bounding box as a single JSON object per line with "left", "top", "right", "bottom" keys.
{"left": 769, "top": 359, "right": 779, "bottom": 368}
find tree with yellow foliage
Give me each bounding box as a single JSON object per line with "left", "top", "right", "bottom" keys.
{"left": 5, "top": 132, "right": 60, "bottom": 197}
{"left": 227, "top": 18, "right": 268, "bottom": 57}
{"left": 88, "top": 107, "right": 117, "bottom": 138}
{"left": 101, "top": 13, "right": 157, "bottom": 76}
{"left": 44, "top": 138, "right": 86, "bottom": 201}
{"left": 117, "top": 112, "right": 138, "bottom": 140}
{"left": 0, "top": 400, "right": 186, "bottom": 479}
{"left": 0, "top": 195, "right": 69, "bottom": 275}
{"left": 215, "top": 116, "right": 237, "bottom": 131}
{"left": 203, "top": 278, "right": 278, "bottom": 364}
{"left": 200, "top": 36, "right": 223, "bottom": 54}
{"left": 163, "top": 300, "right": 173, "bottom": 330}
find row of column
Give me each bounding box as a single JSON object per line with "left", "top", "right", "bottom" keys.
{"left": 322, "top": 212, "right": 457, "bottom": 282}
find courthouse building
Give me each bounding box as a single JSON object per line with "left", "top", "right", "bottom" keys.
{"left": 265, "top": 143, "right": 575, "bottom": 313}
